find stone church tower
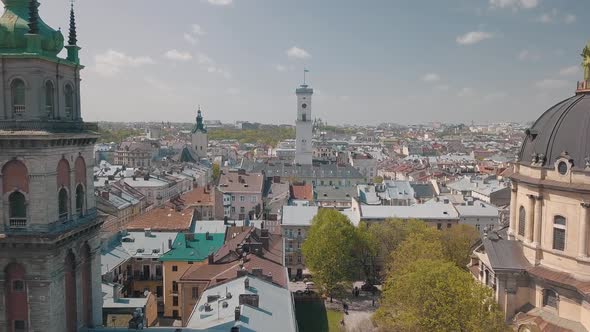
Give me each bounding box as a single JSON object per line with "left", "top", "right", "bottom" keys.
{"left": 191, "top": 107, "right": 208, "bottom": 159}
{"left": 0, "top": 1, "right": 103, "bottom": 332}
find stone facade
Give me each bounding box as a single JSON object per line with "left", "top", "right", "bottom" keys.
{"left": 0, "top": 2, "right": 104, "bottom": 331}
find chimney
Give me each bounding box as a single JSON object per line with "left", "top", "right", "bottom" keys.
{"left": 239, "top": 294, "right": 259, "bottom": 308}
{"left": 208, "top": 252, "right": 214, "bottom": 264}
{"left": 237, "top": 268, "right": 248, "bottom": 278}
{"left": 234, "top": 306, "right": 241, "bottom": 321}
{"left": 205, "top": 231, "right": 210, "bottom": 240}
{"left": 252, "top": 268, "right": 263, "bottom": 278}
{"left": 231, "top": 327, "right": 240, "bottom": 332}
{"left": 185, "top": 233, "right": 195, "bottom": 242}
{"left": 101, "top": 191, "right": 110, "bottom": 200}
{"left": 168, "top": 238, "right": 173, "bottom": 249}
{"left": 144, "top": 228, "right": 152, "bottom": 237}
{"left": 244, "top": 277, "right": 249, "bottom": 289}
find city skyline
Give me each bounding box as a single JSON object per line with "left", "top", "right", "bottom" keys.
{"left": 41, "top": 0, "right": 589, "bottom": 125}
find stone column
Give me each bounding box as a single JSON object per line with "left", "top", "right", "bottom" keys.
{"left": 579, "top": 202, "right": 590, "bottom": 258}
{"left": 526, "top": 195, "right": 535, "bottom": 243}
{"left": 533, "top": 196, "right": 543, "bottom": 246}
{"left": 509, "top": 185, "right": 518, "bottom": 237}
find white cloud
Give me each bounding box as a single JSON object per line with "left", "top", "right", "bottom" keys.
{"left": 93, "top": 50, "right": 155, "bottom": 77}
{"left": 422, "top": 73, "right": 440, "bottom": 82}
{"left": 565, "top": 14, "right": 576, "bottom": 24}
{"left": 434, "top": 85, "right": 450, "bottom": 92}
{"left": 535, "top": 9, "right": 559, "bottom": 24}
{"left": 456, "top": 31, "right": 493, "bottom": 45}
{"left": 184, "top": 33, "right": 198, "bottom": 45}
{"left": 207, "top": 0, "right": 232, "bottom": 5}
{"left": 536, "top": 13, "right": 553, "bottom": 23}
{"left": 196, "top": 52, "right": 214, "bottom": 65}
{"left": 274, "top": 64, "right": 287, "bottom": 72}
{"left": 184, "top": 24, "right": 205, "bottom": 45}
{"left": 191, "top": 24, "right": 206, "bottom": 36}
{"left": 535, "top": 79, "right": 568, "bottom": 89}
{"left": 490, "top": 0, "right": 538, "bottom": 10}
{"left": 164, "top": 49, "right": 193, "bottom": 61}
{"left": 518, "top": 49, "right": 540, "bottom": 61}
{"left": 457, "top": 87, "right": 474, "bottom": 97}
{"left": 286, "top": 46, "right": 311, "bottom": 60}
{"left": 559, "top": 66, "right": 581, "bottom": 77}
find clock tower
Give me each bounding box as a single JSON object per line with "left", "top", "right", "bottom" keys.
{"left": 295, "top": 77, "right": 313, "bottom": 165}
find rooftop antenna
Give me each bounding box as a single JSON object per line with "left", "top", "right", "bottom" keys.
{"left": 303, "top": 68, "right": 310, "bottom": 86}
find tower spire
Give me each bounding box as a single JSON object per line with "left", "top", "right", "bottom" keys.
{"left": 28, "top": 0, "right": 40, "bottom": 34}
{"left": 65, "top": 0, "right": 81, "bottom": 63}
{"left": 68, "top": 1, "right": 77, "bottom": 46}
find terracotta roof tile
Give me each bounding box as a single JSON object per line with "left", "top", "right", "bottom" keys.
{"left": 290, "top": 184, "right": 313, "bottom": 201}
{"left": 125, "top": 205, "right": 192, "bottom": 232}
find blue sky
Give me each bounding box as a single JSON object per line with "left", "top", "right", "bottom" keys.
{"left": 39, "top": 0, "right": 590, "bottom": 125}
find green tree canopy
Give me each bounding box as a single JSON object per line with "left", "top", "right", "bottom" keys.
{"left": 386, "top": 229, "right": 444, "bottom": 275}
{"left": 440, "top": 224, "right": 480, "bottom": 269}
{"left": 375, "top": 259, "right": 506, "bottom": 332}
{"left": 302, "top": 209, "right": 358, "bottom": 300}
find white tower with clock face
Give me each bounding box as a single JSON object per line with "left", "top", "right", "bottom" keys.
{"left": 295, "top": 82, "right": 314, "bottom": 165}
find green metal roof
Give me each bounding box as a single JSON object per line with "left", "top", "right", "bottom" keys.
{"left": 0, "top": 0, "right": 65, "bottom": 57}
{"left": 159, "top": 232, "right": 224, "bottom": 262}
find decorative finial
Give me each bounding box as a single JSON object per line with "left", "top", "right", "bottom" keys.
{"left": 68, "top": 0, "right": 77, "bottom": 46}
{"left": 28, "top": 0, "right": 40, "bottom": 34}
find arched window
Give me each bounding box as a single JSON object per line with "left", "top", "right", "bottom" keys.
{"left": 8, "top": 191, "right": 27, "bottom": 229}
{"left": 11, "top": 79, "right": 25, "bottom": 115}
{"left": 58, "top": 188, "right": 69, "bottom": 221}
{"left": 553, "top": 216, "right": 566, "bottom": 251}
{"left": 543, "top": 289, "right": 558, "bottom": 308}
{"left": 65, "top": 84, "right": 74, "bottom": 119}
{"left": 45, "top": 81, "right": 55, "bottom": 118}
{"left": 518, "top": 206, "right": 526, "bottom": 237}
{"left": 76, "top": 184, "right": 84, "bottom": 216}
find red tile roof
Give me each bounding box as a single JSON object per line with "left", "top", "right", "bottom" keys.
{"left": 290, "top": 184, "right": 313, "bottom": 201}
{"left": 179, "top": 253, "right": 288, "bottom": 288}
{"left": 125, "top": 205, "right": 192, "bottom": 232}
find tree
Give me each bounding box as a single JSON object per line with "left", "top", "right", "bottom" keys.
{"left": 373, "top": 176, "right": 384, "bottom": 184}
{"left": 355, "top": 222, "right": 379, "bottom": 284}
{"left": 302, "top": 209, "right": 357, "bottom": 301}
{"left": 440, "top": 224, "right": 480, "bottom": 269}
{"left": 211, "top": 163, "right": 221, "bottom": 184}
{"left": 386, "top": 229, "right": 444, "bottom": 275}
{"left": 374, "top": 259, "right": 507, "bottom": 332}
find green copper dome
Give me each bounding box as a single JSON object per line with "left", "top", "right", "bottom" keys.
{"left": 0, "top": 0, "right": 64, "bottom": 56}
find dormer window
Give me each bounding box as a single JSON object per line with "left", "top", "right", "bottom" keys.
{"left": 11, "top": 79, "right": 25, "bottom": 115}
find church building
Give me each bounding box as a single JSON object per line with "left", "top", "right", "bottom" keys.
{"left": 472, "top": 43, "right": 590, "bottom": 331}
{"left": 0, "top": 1, "right": 103, "bottom": 331}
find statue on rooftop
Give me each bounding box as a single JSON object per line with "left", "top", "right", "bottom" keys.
{"left": 581, "top": 44, "right": 590, "bottom": 82}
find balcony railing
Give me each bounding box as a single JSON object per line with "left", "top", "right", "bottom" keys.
{"left": 9, "top": 218, "right": 27, "bottom": 229}
{"left": 4, "top": 208, "right": 99, "bottom": 235}
{"left": 0, "top": 120, "right": 98, "bottom": 133}
{"left": 13, "top": 105, "right": 26, "bottom": 114}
